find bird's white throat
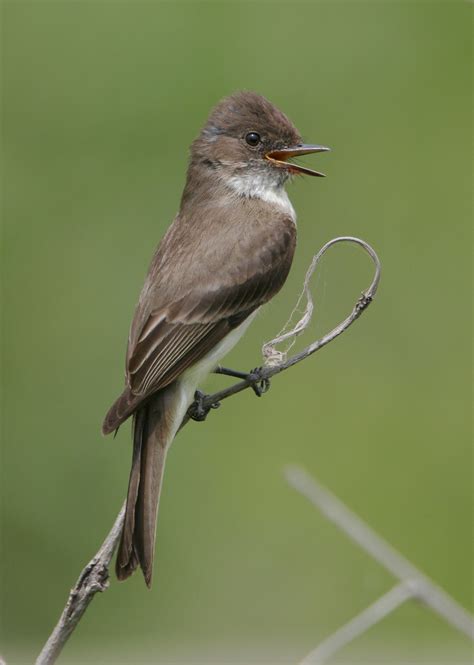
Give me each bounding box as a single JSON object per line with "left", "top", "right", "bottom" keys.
{"left": 224, "top": 172, "right": 296, "bottom": 221}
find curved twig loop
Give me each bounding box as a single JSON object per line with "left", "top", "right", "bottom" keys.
{"left": 199, "top": 236, "right": 381, "bottom": 410}
{"left": 263, "top": 236, "right": 381, "bottom": 367}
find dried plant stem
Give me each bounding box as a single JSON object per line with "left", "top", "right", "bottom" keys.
{"left": 35, "top": 504, "right": 126, "bottom": 665}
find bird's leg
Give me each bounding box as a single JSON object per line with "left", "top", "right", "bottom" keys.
{"left": 188, "top": 390, "right": 221, "bottom": 422}
{"left": 214, "top": 366, "right": 249, "bottom": 380}
{"left": 214, "top": 365, "right": 271, "bottom": 397}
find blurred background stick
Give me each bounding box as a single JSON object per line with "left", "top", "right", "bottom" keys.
{"left": 285, "top": 466, "right": 474, "bottom": 664}
{"left": 299, "top": 581, "right": 415, "bottom": 665}
{"left": 35, "top": 237, "right": 380, "bottom": 665}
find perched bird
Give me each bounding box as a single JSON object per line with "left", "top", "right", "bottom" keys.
{"left": 103, "top": 91, "right": 328, "bottom": 586}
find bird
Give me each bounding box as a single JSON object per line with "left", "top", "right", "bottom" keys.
{"left": 102, "top": 91, "right": 329, "bottom": 586}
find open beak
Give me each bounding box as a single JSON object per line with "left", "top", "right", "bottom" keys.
{"left": 265, "top": 144, "right": 330, "bottom": 177}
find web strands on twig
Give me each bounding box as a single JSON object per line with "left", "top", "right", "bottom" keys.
{"left": 262, "top": 251, "right": 318, "bottom": 366}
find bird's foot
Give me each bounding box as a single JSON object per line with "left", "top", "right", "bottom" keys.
{"left": 188, "top": 390, "right": 221, "bottom": 422}
{"left": 215, "top": 365, "right": 270, "bottom": 397}
{"left": 247, "top": 366, "right": 271, "bottom": 397}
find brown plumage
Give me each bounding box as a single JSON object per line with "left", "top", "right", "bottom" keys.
{"left": 102, "top": 91, "right": 327, "bottom": 586}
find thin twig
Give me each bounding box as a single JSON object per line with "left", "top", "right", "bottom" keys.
{"left": 36, "top": 237, "right": 380, "bottom": 663}
{"left": 299, "top": 581, "right": 416, "bottom": 665}
{"left": 35, "top": 504, "right": 126, "bottom": 665}
{"left": 196, "top": 236, "right": 381, "bottom": 413}
{"left": 285, "top": 465, "right": 474, "bottom": 656}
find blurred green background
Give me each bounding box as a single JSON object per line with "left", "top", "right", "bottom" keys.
{"left": 1, "top": 1, "right": 472, "bottom": 664}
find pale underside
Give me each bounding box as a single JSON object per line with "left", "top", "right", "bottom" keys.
{"left": 161, "top": 310, "right": 258, "bottom": 450}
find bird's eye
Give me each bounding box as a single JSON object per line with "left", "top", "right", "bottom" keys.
{"left": 245, "top": 132, "right": 261, "bottom": 147}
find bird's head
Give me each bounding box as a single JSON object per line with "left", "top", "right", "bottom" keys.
{"left": 190, "top": 91, "right": 329, "bottom": 192}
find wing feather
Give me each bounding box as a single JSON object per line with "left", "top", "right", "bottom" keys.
{"left": 127, "top": 245, "right": 295, "bottom": 398}
{"left": 103, "top": 207, "right": 297, "bottom": 434}
{"left": 135, "top": 321, "right": 215, "bottom": 394}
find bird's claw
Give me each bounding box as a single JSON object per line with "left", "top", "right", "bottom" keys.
{"left": 188, "top": 390, "right": 221, "bottom": 422}
{"left": 247, "top": 367, "right": 270, "bottom": 397}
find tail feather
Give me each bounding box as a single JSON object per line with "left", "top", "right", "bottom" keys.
{"left": 115, "top": 385, "right": 179, "bottom": 587}
{"left": 115, "top": 409, "right": 147, "bottom": 579}
{"left": 134, "top": 412, "right": 168, "bottom": 587}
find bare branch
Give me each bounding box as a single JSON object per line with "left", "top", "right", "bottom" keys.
{"left": 285, "top": 465, "right": 474, "bottom": 663}
{"left": 195, "top": 236, "right": 381, "bottom": 413}
{"left": 35, "top": 504, "right": 126, "bottom": 665}
{"left": 35, "top": 237, "right": 380, "bottom": 663}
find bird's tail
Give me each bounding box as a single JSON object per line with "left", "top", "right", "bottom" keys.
{"left": 115, "top": 384, "right": 183, "bottom": 587}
